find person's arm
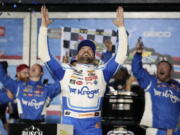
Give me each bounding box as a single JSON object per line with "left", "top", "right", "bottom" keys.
{"left": 131, "top": 36, "right": 154, "bottom": 89}
{"left": 132, "top": 52, "right": 153, "bottom": 89}
{"left": 38, "top": 6, "right": 65, "bottom": 81}
{"left": 0, "top": 90, "right": 13, "bottom": 104}
{"left": 101, "top": 40, "right": 113, "bottom": 63}
{"left": 47, "top": 81, "right": 61, "bottom": 99}
{"left": 125, "top": 76, "right": 136, "bottom": 91}
{"left": 101, "top": 51, "right": 113, "bottom": 63}
{"left": 113, "top": 7, "right": 128, "bottom": 65}
{"left": 0, "top": 64, "right": 18, "bottom": 95}
{"left": 103, "top": 7, "right": 128, "bottom": 82}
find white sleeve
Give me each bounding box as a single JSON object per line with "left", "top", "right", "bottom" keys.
{"left": 38, "top": 26, "right": 51, "bottom": 62}
{"left": 115, "top": 26, "right": 128, "bottom": 64}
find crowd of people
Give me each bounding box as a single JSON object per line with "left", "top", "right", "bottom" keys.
{"left": 0, "top": 6, "right": 179, "bottom": 135}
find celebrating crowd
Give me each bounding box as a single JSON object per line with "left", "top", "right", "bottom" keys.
{"left": 0, "top": 6, "right": 179, "bottom": 135}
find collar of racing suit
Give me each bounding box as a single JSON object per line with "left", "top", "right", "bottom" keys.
{"left": 28, "top": 80, "right": 42, "bottom": 85}
{"left": 75, "top": 63, "right": 95, "bottom": 69}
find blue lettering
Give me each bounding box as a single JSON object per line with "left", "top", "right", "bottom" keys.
{"left": 68, "top": 85, "right": 99, "bottom": 99}
{"left": 69, "top": 86, "right": 77, "bottom": 94}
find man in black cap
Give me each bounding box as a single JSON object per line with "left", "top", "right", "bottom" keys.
{"left": 38, "top": 6, "right": 128, "bottom": 135}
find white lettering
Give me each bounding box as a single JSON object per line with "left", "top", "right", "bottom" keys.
{"left": 154, "top": 89, "right": 161, "bottom": 96}
{"left": 143, "top": 31, "right": 171, "bottom": 38}
{"left": 22, "top": 99, "right": 44, "bottom": 109}
{"left": 154, "top": 89, "right": 180, "bottom": 103}
{"left": 22, "top": 126, "right": 43, "bottom": 135}
{"left": 22, "top": 131, "right": 43, "bottom": 135}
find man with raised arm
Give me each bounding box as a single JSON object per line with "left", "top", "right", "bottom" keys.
{"left": 132, "top": 43, "right": 180, "bottom": 135}
{"left": 38, "top": 6, "right": 128, "bottom": 135}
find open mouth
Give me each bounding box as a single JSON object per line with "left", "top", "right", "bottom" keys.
{"left": 83, "top": 53, "right": 89, "bottom": 57}
{"left": 159, "top": 71, "right": 166, "bottom": 76}
{"left": 160, "top": 72, "right": 165, "bottom": 75}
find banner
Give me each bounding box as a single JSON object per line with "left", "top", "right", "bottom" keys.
{"left": 58, "top": 26, "right": 118, "bottom": 63}
{"left": 0, "top": 12, "right": 30, "bottom": 65}
{"left": 0, "top": 19, "right": 23, "bottom": 59}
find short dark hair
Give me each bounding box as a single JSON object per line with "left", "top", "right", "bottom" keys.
{"left": 157, "top": 60, "right": 172, "bottom": 71}
{"left": 0, "top": 61, "right": 8, "bottom": 73}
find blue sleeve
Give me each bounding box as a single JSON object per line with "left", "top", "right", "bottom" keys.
{"left": 47, "top": 82, "right": 61, "bottom": 99}
{"left": 101, "top": 51, "right": 113, "bottom": 63}
{"left": 0, "top": 91, "right": 12, "bottom": 104}
{"left": 0, "top": 64, "right": 18, "bottom": 95}
{"left": 131, "top": 53, "right": 153, "bottom": 89}
{"left": 46, "top": 55, "right": 65, "bottom": 81}
{"left": 103, "top": 56, "right": 121, "bottom": 83}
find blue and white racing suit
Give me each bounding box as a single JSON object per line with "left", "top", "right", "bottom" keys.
{"left": 0, "top": 63, "right": 60, "bottom": 121}
{"left": 132, "top": 53, "right": 180, "bottom": 135}
{"left": 38, "top": 26, "right": 128, "bottom": 135}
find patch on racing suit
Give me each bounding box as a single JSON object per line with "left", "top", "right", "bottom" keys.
{"left": 64, "top": 110, "right": 101, "bottom": 118}
{"left": 65, "top": 110, "right": 71, "bottom": 115}
{"left": 73, "top": 69, "right": 83, "bottom": 76}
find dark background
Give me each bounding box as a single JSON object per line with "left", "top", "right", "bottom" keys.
{"left": 0, "top": 0, "right": 180, "bottom": 12}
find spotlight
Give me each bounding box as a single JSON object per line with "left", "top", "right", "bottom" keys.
{"left": 13, "top": 4, "right": 17, "bottom": 8}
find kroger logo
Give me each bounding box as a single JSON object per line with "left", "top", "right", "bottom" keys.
{"left": 22, "top": 99, "right": 44, "bottom": 109}
{"left": 154, "top": 89, "right": 180, "bottom": 103}
{"left": 68, "top": 86, "right": 99, "bottom": 99}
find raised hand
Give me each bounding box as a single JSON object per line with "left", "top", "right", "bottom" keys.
{"left": 136, "top": 37, "right": 144, "bottom": 54}
{"left": 113, "top": 6, "right": 124, "bottom": 27}
{"left": 6, "top": 90, "right": 14, "bottom": 99}
{"left": 125, "top": 76, "right": 136, "bottom": 91}
{"left": 104, "top": 40, "right": 113, "bottom": 52}
{"left": 41, "top": 6, "right": 52, "bottom": 27}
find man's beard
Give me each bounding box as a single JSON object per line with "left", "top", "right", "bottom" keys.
{"left": 19, "top": 77, "right": 29, "bottom": 82}
{"left": 78, "top": 56, "right": 94, "bottom": 64}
